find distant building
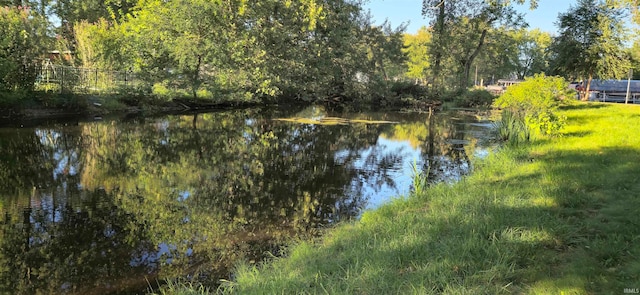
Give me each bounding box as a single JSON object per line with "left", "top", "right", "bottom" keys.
{"left": 486, "top": 79, "right": 523, "bottom": 94}
{"left": 47, "top": 50, "right": 73, "bottom": 61}
{"left": 580, "top": 79, "right": 640, "bottom": 103}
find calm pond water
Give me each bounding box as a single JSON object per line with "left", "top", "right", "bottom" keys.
{"left": 0, "top": 105, "right": 494, "bottom": 294}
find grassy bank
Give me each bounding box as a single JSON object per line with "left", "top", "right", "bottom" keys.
{"left": 215, "top": 102, "right": 640, "bottom": 294}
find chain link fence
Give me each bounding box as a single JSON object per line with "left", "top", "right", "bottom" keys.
{"left": 34, "top": 60, "right": 139, "bottom": 94}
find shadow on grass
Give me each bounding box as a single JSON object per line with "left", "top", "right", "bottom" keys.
{"left": 535, "top": 146, "right": 640, "bottom": 289}
{"left": 562, "top": 130, "right": 592, "bottom": 138}
{"left": 559, "top": 103, "right": 610, "bottom": 111}
{"left": 396, "top": 146, "right": 637, "bottom": 292}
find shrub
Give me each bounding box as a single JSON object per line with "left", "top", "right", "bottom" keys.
{"left": 389, "top": 80, "right": 429, "bottom": 99}
{"left": 455, "top": 89, "right": 495, "bottom": 108}
{"left": 0, "top": 90, "right": 28, "bottom": 106}
{"left": 152, "top": 82, "right": 173, "bottom": 101}
{"left": 367, "top": 80, "right": 436, "bottom": 110}
{"left": 196, "top": 88, "right": 213, "bottom": 100}
{"left": 493, "top": 74, "right": 568, "bottom": 139}
{"left": 440, "top": 88, "right": 466, "bottom": 103}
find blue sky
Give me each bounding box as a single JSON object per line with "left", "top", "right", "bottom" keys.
{"left": 363, "top": 0, "right": 575, "bottom": 35}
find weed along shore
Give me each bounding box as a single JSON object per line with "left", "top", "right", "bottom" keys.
{"left": 221, "top": 102, "right": 640, "bottom": 294}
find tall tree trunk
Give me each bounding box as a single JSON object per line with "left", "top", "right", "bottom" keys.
{"left": 582, "top": 72, "right": 593, "bottom": 101}
{"left": 191, "top": 55, "right": 203, "bottom": 100}
{"left": 460, "top": 28, "right": 489, "bottom": 89}
{"left": 431, "top": 0, "right": 446, "bottom": 88}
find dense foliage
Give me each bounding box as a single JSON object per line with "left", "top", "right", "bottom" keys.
{"left": 65, "top": 0, "right": 412, "bottom": 103}
{"left": 493, "top": 74, "right": 569, "bottom": 140}
{"left": 0, "top": 6, "right": 49, "bottom": 94}
{"left": 0, "top": 0, "right": 415, "bottom": 106}
{"left": 454, "top": 89, "right": 495, "bottom": 108}
{"left": 420, "top": 0, "right": 536, "bottom": 89}
{"left": 0, "top": 0, "right": 638, "bottom": 108}
{"left": 548, "top": 0, "right": 631, "bottom": 100}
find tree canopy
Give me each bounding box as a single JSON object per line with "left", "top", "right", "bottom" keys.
{"left": 1, "top": 0, "right": 639, "bottom": 105}
{"left": 549, "top": 0, "right": 631, "bottom": 99}
{"left": 420, "top": 0, "right": 536, "bottom": 89}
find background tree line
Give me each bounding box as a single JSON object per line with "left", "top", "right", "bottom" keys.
{"left": 1, "top": 0, "right": 409, "bottom": 106}
{"left": 1, "top": 0, "right": 639, "bottom": 106}
{"left": 412, "top": 0, "right": 639, "bottom": 93}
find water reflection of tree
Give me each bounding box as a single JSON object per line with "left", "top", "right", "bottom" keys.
{"left": 381, "top": 111, "right": 481, "bottom": 184}
{"left": 76, "top": 108, "right": 386, "bottom": 281}
{"left": 0, "top": 127, "right": 155, "bottom": 294}
{"left": 0, "top": 108, "right": 480, "bottom": 293}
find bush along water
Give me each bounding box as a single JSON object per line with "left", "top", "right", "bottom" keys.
{"left": 492, "top": 74, "right": 570, "bottom": 144}
{"left": 454, "top": 88, "right": 496, "bottom": 108}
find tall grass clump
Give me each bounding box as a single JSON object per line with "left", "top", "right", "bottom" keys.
{"left": 410, "top": 161, "right": 429, "bottom": 195}
{"left": 493, "top": 110, "right": 530, "bottom": 145}
{"left": 493, "top": 74, "right": 571, "bottom": 144}
{"left": 148, "top": 280, "right": 211, "bottom": 295}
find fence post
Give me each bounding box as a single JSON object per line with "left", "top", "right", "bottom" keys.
{"left": 95, "top": 68, "right": 99, "bottom": 92}
{"left": 626, "top": 69, "right": 633, "bottom": 104}
{"left": 60, "top": 66, "right": 65, "bottom": 93}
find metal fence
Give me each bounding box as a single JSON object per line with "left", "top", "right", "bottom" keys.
{"left": 35, "top": 61, "right": 138, "bottom": 94}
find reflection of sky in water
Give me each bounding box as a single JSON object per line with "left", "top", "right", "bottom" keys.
{"left": 336, "top": 120, "right": 495, "bottom": 213}
{"left": 36, "top": 129, "right": 79, "bottom": 179}
{"left": 339, "top": 137, "right": 424, "bottom": 211}
{"left": 475, "top": 148, "right": 490, "bottom": 159}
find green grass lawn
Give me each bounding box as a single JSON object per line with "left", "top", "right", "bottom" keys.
{"left": 219, "top": 102, "right": 640, "bottom": 294}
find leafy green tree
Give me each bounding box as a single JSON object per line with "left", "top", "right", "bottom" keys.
{"left": 511, "top": 28, "right": 552, "bottom": 79}
{"left": 52, "top": 0, "right": 136, "bottom": 42}
{"left": 73, "top": 19, "right": 130, "bottom": 69}
{"left": 474, "top": 28, "right": 551, "bottom": 83}
{"left": 549, "top": 0, "right": 631, "bottom": 100}
{"left": 81, "top": 0, "right": 251, "bottom": 99}
{"left": 0, "top": 0, "right": 51, "bottom": 16}
{"left": 53, "top": 0, "right": 136, "bottom": 24}
{"left": 241, "top": 0, "right": 338, "bottom": 100}
{"left": 421, "top": 0, "right": 536, "bottom": 89}
{"left": 627, "top": 39, "right": 640, "bottom": 79}
{"left": 0, "top": 0, "right": 17, "bottom": 6}
{"left": 474, "top": 28, "right": 519, "bottom": 83}
{"left": 62, "top": 0, "right": 406, "bottom": 102}
{"left": 362, "top": 21, "right": 407, "bottom": 81}
{"left": 610, "top": 0, "right": 640, "bottom": 23}
{"left": 294, "top": 0, "right": 386, "bottom": 101}
{"left": 159, "top": 0, "right": 240, "bottom": 99}
{"left": 0, "top": 6, "right": 50, "bottom": 94}
{"left": 222, "top": 0, "right": 406, "bottom": 102}
{"left": 403, "top": 26, "right": 431, "bottom": 84}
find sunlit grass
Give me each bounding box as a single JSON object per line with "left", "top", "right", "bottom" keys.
{"left": 148, "top": 280, "right": 211, "bottom": 295}
{"left": 184, "top": 102, "right": 640, "bottom": 294}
